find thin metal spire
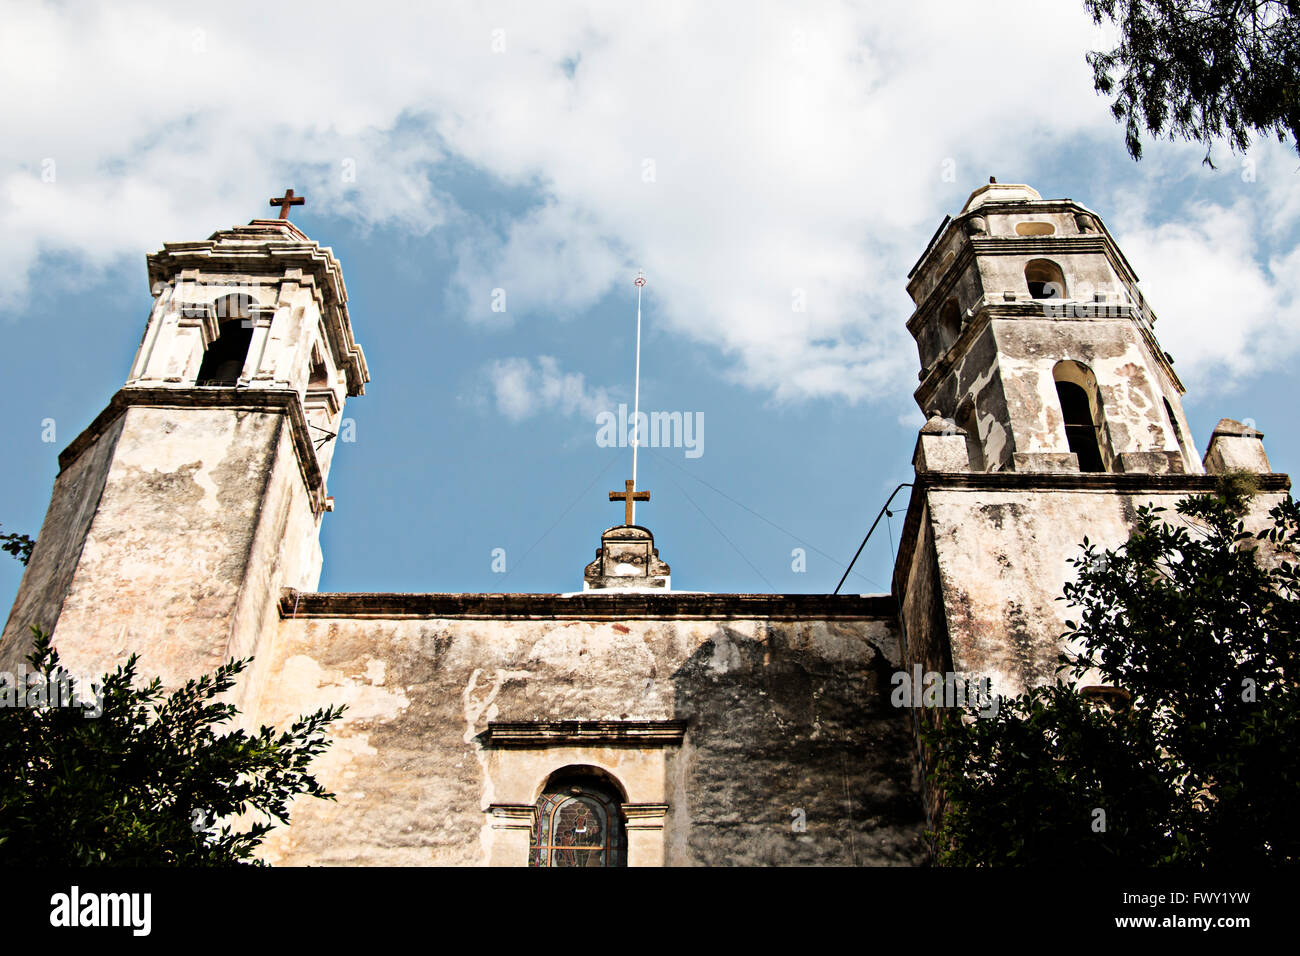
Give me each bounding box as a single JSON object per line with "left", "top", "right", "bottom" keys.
{"left": 631, "top": 269, "right": 646, "bottom": 522}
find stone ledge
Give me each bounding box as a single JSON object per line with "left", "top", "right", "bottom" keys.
{"left": 622, "top": 804, "right": 670, "bottom": 829}
{"left": 59, "top": 387, "right": 327, "bottom": 515}
{"left": 913, "top": 303, "right": 1163, "bottom": 406}
{"left": 891, "top": 469, "right": 1293, "bottom": 597}
{"left": 968, "top": 234, "right": 1110, "bottom": 257}
{"left": 915, "top": 470, "right": 1291, "bottom": 494}
{"left": 907, "top": 199, "right": 1123, "bottom": 297}
{"left": 278, "top": 588, "right": 896, "bottom": 620}
{"left": 482, "top": 721, "right": 688, "bottom": 748}
{"left": 486, "top": 804, "right": 538, "bottom": 829}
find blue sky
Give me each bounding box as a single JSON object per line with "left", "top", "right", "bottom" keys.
{"left": 2, "top": 1, "right": 1298, "bottom": 606}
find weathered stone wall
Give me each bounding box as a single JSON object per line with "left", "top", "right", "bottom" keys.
{"left": 912, "top": 257, "right": 986, "bottom": 370}
{"left": 0, "top": 416, "right": 124, "bottom": 663}
{"left": 1, "top": 401, "right": 325, "bottom": 696}
{"left": 896, "top": 505, "right": 950, "bottom": 679}
{"left": 991, "top": 317, "right": 1186, "bottom": 468}
{"left": 998, "top": 317, "right": 1185, "bottom": 468}
{"left": 897, "top": 475, "right": 1292, "bottom": 698}
{"left": 251, "top": 597, "right": 928, "bottom": 866}
{"left": 973, "top": 246, "right": 1124, "bottom": 303}
{"left": 915, "top": 313, "right": 1193, "bottom": 475}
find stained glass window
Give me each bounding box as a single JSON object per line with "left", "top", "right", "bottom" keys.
{"left": 528, "top": 774, "right": 626, "bottom": 867}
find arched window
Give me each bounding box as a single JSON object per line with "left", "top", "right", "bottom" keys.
{"left": 937, "top": 298, "right": 962, "bottom": 353}
{"left": 196, "top": 295, "right": 254, "bottom": 386}
{"left": 1054, "top": 361, "right": 1110, "bottom": 472}
{"left": 529, "top": 768, "right": 627, "bottom": 867}
{"left": 308, "top": 348, "right": 330, "bottom": 388}
{"left": 1025, "top": 259, "right": 1067, "bottom": 300}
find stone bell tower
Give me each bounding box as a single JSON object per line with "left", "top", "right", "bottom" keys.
{"left": 907, "top": 181, "right": 1199, "bottom": 476}
{"left": 1, "top": 197, "right": 368, "bottom": 695}
{"left": 893, "top": 182, "right": 1290, "bottom": 703}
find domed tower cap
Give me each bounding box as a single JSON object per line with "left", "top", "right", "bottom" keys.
{"left": 961, "top": 182, "right": 1042, "bottom": 214}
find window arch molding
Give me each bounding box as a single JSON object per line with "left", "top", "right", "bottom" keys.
{"left": 195, "top": 293, "right": 258, "bottom": 387}
{"left": 528, "top": 765, "right": 628, "bottom": 868}
{"left": 937, "top": 298, "right": 962, "bottom": 353}
{"left": 1053, "top": 360, "right": 1113, "bottom": 472}
{"left": 529, "top": 762, "right": 627, "bottom": 803}
{"left": 1025, "top": 258, "right": 1067, "bottom": 300}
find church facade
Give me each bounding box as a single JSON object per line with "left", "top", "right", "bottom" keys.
{"left": 2, "top": 182, "right": 1288, "bottom": 865}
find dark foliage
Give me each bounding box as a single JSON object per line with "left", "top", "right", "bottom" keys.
{"left": 927, "top": 491, "right": 1300, "bottom": 865}
{"left": 0, "top": 524, "right": 33, "bottom": 566}
{"left": 0, "top": 628, "right": 343, "bottom": 865}
{"left": 1084, "top": 0, "right": 1300, "bottom": 163}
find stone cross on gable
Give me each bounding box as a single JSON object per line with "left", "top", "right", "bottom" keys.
{"left": 609, "top": 478, "right": 649, "bottom": 526}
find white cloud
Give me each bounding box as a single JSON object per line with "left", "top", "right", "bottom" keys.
{"left": 1110, "top": 177, "right": 1300, "bottom": 391}
{"left": 451, "top": 201, "right": 627, "bottom": 323}
{"left": 3, "top": 0, "right": 1295, "bottom": 402}
{"left": 486, "top": 356, "right": 611, "bottom": 422}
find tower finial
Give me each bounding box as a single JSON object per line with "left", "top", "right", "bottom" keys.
{"left": 609, "top": 478, "right": 650, "bottom": 526}
{"left": 269, "top": 188, "right": 305, "bottom": 220}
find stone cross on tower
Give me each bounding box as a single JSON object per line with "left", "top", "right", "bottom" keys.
{"left": 269, "top": 188, "right": 305, "bottom": 220}
{"left": 609, "top": 478, "right": 649, "bottom": 526}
